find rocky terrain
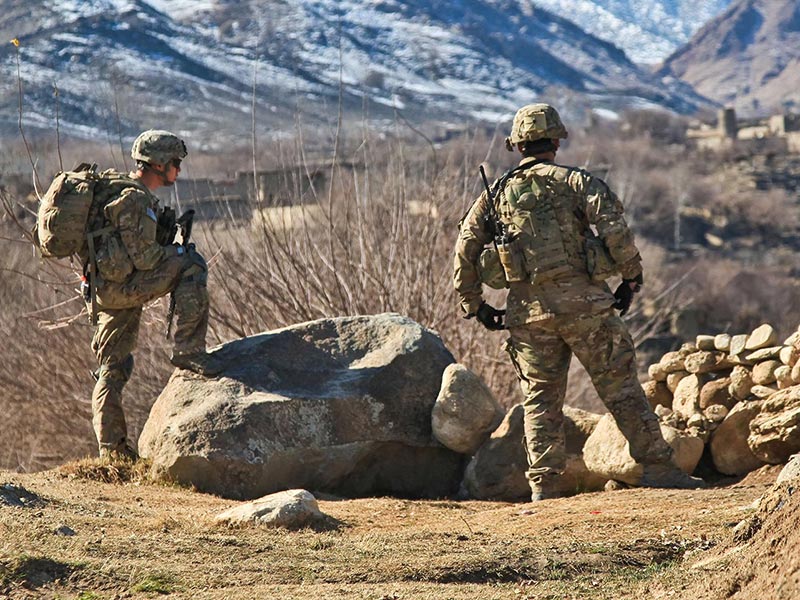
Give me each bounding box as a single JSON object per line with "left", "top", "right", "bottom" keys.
{"left": 659, "top": 0, "right": 800, "bottom": 115}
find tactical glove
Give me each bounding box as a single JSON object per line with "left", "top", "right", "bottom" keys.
{"left": 612, "top": 274, "right": 643, "bottom": 316}
{"left": 475, "top": 301, "right": 506, "bottom": 331}
{"left": 156, "top": 206, "right": 178, "bottom": 246}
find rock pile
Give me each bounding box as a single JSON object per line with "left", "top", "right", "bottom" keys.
{"left": 642, "top": 323, "right": 800, "bottom": 476}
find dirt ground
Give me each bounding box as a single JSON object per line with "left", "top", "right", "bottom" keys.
{"left": 0, "top": 463, "right": 790, "bottom": 600}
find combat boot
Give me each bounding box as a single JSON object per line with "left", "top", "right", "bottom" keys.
{"left": 100, "top": 444, "right": 138, "bottom": 462}
{"left": 528, "top": 474, "right": 567, "bottom": 502}
{"left": 170, "top": 351, "right": 224, "bottom": 377}
{"left": 639, "top": 463, "right": 706, "bottom": 490}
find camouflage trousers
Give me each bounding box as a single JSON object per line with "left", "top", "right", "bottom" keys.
{"left": 505, "top": 308, "right": 673, "bottom": 496}
{"left": 90, "top": 251, "right": 209, "bottom": 454}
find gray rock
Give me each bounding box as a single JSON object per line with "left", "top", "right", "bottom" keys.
{"left": 139, "top": 314, "right": 462, "bottom": 500}
{"left": 748, "top": 385, "right": 800, "bottom": 464}
{"left": 776, "top": 454, "right": 800, "bottom": 485}
{"left": 643, "top": 380, "right": 672, "bottom": 411}
{"left": 215, "top": 489, "right": 326, "bottom": 528}
{"left": 432, "top": 364, "right": 503, "bottom": 455}
{"left": 751, "top": 385, "right": 778, "bottom": 399}
{"left": 666, "top": 371, "right": 689, "bottom": 393}
{"left": 745, "top": 324, "right": 778, "bottom": 351}
{"left": 685, "top": 351, "right": 731, "bottom": 374}
{"left": 776, "top": 365, "right": 793, "bottom": 390}
{"left": 582, "top": 415, "right": 704, "bottom": 485}
{"left": 54, "top": 525, "right": 76, "bottom": 536}
{"left": 673, "top": 374, "right": 703, "bottom": 420}
{"left": 696, "top": 335, "right": 716, "bottom": 351}
{"left": 746, "top": 347, "right": 782, "bottom": 362}
{"left": 729, "top": 365, "right": 754, "bottom": 401}
{"left": 461, "top": 405, "right": 606, "bottom": 500}
{"left": 729, "top": 334, "right": 748, "bottom": 357}
{"left": 714, "top": 334, "right": 732, "bottom": 352}
{"left": 703, "top": 404, "right": 729, "bottom": 423}
{"left": 699, "top": 377, "right": 734, "bottom": 410}
{"left": 710, "top": 401, "right": 766, "bottom": 475}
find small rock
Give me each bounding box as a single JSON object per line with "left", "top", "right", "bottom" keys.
{"left": 659, "top": 351, "right": 688, "bottom": 374}
{"left": 643, "top": 380, "right": 672, "bottom": 411}
{"left": 54, "top": 525, "right": 75, "bottom": 536}
{"left": 604, "top": 480, "right": 628, "bottom": 491}
{"left": 687, "top": 413, "right": 706, "bottom": 429}
{"left": 648, "top": 363, "right": 667, "bottom": 382}
{"left": 745, "top": 324, "right": 778, "bottom": 351}
{"left": 784, "top": 331, "right": 800, "bottom": 347}
{"left": 714, "top": 334, "right": 732, "bottom": 352}
{"left": 729, "top": 334, "right": 748, "bottom": 356}
{"left": 654, "top": 404, "right": 673, "bottom": 419}
{"left": 729, "top": 366, "right": 754, "bottom": 401}
{"left": 685, "top": 351, "right": 731, "bottom": 374}
{"left": 710, "top": 401, "right": 766, "bottom": 476}
{"left": 215, "top": 489, "right": 328, "bottom": 529}
{"left": 776, "top": 454, "right": 800, "bottom": 485}
{"left": 792, "top": 361, "right": 800, "bottom": 385}
{"left": 752, "top": 360, "right": 781, "bottom": 386}
{"left": 779, "top": 345, "right": 799, "bottom": 367}
{"left": 776, "top": 366, "right": 793, "bottom": 390}
{"left": 666, "top": 371, "right": 689, "bottom": 393}
{"left": 703, "top": 404, "right": 729, "bottom": 423}
{"left": 432, "top": 364, "right": 503, "bottom": 455}
{"left": 745, "top": 347, "right": 782, "bottom": 362}
{"left": 673, "top": 374, "right": 703, "bottom": 420}
{"left": 696, "top": 335, "right": 716, "bottom": 351}
{"left": 750, "top": 385, "right": 778, "bottom": 399}
{"left": 699, "top": 377, "right": 734, "bottom": 410}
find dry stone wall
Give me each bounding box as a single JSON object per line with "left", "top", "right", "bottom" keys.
{"left": 643, "top": 322, "right": 800, "bottom": 476}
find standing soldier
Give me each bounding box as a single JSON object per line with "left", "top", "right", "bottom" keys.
{"left": 453, "top": 104, "right": 704, "bottom": 500}
{"left": 88, "top": 130, "right": 222, "bottom": 460}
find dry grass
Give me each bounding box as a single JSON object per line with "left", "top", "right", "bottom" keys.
{"left": 0, "top": 466, "right": 776, "bottom": 599}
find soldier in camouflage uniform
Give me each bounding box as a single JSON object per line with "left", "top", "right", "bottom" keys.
{"left": 88, "top": 130, "right": 222, "bottom": 460}
{"left": 454, "top": 104, "right": 704, "bottom": 500}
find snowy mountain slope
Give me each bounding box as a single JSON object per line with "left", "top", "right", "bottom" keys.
{"left": 0, "top": 0, "right": 710, "bottom": 143}
{"left": 659, "top": 0, "right": 800, "bottom": 115}
{"left": 531, "top": 0, "right": 732, "bottom": 64}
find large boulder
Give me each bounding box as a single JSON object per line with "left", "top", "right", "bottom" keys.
{"left": 583, "top": 414, "right": 704, "bottom": 485}
{"left": 709, "top": 401, "right": 766, "bottom": 475}
{"left": 748, "top": 385, "right": 800, "bottom": 464}
{"left": 431, "top": 364, "right": 503, "bottom": 455}
{"left": 139, "top": 314, "right": 462, "bottom": 499}
{"left": 461, "top": 405, "right": 606, "bottom": 501}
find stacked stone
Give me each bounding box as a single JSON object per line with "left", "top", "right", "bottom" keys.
{"left": 643, "top": 323, "right": 800, "bottom": 476}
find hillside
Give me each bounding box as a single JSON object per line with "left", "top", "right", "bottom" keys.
{"left": 0, "top": 0, "right": 708, "bottom": 144}
{"left": 532, "top": 0, "right": 731, "bottom": 64}
{"left": 0, "top": 462, "right": 786, "bottom": 599}
{"left": 659, "top": 0, "right": 800, "bottom": 115}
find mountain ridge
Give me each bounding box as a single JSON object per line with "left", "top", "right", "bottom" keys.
{"left": 0, "top": 0, "right": 710, "bottom": 144}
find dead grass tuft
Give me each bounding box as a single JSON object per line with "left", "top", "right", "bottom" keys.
{"left": 58, "top": 456, "right": 152, "bottom": 485}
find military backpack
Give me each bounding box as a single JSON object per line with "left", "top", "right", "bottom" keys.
{"left": 34, "top": 164, "right": 145, "bottom": 259}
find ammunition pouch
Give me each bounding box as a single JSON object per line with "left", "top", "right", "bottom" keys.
{"left": 478, "top": 247, "right": 508, "bottom": 290}
{"left": 585, "top": 236, "right": 618, "bottom": 282}
{"left": 497, "top": 237, "right": 528, "bottom": 283}
{"left": 95, "top": 232, "right": 134, "bottom": 283}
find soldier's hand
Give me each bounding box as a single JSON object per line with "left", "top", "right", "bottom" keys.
{"left": 612, "top": 274, "right": 643, "bottom": 316}
{"left": 475, "top": 301, "right": 506, "bottom": 330}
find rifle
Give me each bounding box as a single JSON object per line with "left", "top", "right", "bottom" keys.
{"left": 166, "top": 209, "right": 195, "bottom": 339}
{"left": 479, "top": 165, "right": 507, "bottom": 246}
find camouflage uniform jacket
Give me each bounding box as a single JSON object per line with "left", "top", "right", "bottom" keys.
{"left": 91, "top": 173, "right": 174, "bottom": 284}
{"left": 454, "top": 157, "right": 643, "bottom": 329}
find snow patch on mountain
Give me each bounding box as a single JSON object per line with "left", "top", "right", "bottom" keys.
{"left": 531, "top": 0, "right": 732, "bottom": 64}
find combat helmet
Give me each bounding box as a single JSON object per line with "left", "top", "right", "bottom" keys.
{"left": 131, "top": 130, "right": 188, "bottom": 165}
{"left": 505, "top": 104, "right": 568, "bottom": 151}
